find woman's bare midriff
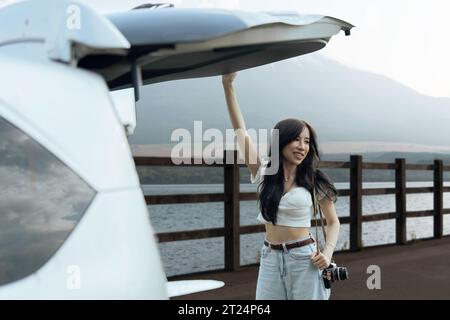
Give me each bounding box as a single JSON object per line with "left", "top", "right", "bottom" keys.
{"left": 264, "top": 224, "right": 310, "bottom": 243}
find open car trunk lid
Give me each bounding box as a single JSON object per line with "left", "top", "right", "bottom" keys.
{"left": 79, "top": 8, "right": 353, "bottom": 90}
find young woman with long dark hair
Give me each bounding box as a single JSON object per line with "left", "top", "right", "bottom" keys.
{"left": 222, "top": 72, "right": 340, "bottom": 300}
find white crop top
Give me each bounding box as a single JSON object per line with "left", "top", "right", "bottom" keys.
{"left": 250, "top": 165, "right": 326, "bottom": 227}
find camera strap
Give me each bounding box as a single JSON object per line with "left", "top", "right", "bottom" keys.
{"left": 313, "top": 187, "right": 327, "bottom": 255}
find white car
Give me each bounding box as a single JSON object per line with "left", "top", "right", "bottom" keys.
{"left": 0, "top": 0, "right": 352, "bottom": 299}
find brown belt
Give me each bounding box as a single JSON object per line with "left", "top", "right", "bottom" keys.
{"left": 264, "top": 237, "right": 315, "bottom": 250}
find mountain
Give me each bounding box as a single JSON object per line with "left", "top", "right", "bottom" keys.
{"left": 133, "top": 150, "right": 450, "bottom": 184}
{"left": 321, "top": 152, "right": 450, "bottom": 164}
{"left": 128, "top": 54, "right": 450, "bottom": 155}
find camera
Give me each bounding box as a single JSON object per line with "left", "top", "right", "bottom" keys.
{"left": 322, "top": 262, "right": 348, "bottom": 289}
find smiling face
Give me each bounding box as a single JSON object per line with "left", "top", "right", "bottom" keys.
{"left": 281, "top": 126, "right": 310, "bottom": 166}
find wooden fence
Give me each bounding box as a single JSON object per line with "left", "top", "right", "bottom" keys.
{"left": 134, "top": 150, "right": 450, "bottom": 272}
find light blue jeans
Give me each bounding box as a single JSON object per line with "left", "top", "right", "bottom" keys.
{"left": 255, "top": 235, "right": 331, "bottom": 300}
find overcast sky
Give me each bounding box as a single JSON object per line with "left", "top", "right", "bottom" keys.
{"left": 81, "top": 0, "right": 450, "bottom": 99}
{"left": 2, "top": 0, "right": 449, "bottom": 98}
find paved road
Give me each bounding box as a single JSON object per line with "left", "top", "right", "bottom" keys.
{"left": 170, "top": 237, "right": 450, "bottom": 300}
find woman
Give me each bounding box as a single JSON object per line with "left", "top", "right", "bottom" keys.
{"left": 222, "top": 72, "right": 340, "bottom": 300}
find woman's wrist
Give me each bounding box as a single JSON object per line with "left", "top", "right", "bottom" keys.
{"left": 322, "top": 250, "right": 332, "bottom": 261}
{"left": 322, "top": 243, "right": 336, "bottom": 262}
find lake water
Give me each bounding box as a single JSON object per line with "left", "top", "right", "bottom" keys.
{"left": 143, "top": 182, "right": 450, "bottom": 277}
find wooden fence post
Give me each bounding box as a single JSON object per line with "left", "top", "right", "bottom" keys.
{"left": 395, "top": 158, "right": 407, "bottom": 244}
{"left": 350, "top": 155, "right": 362, "bottom": 251}
{"left": 434, "top": 160, "right": 443, "bottom": 239}
{"left": 224, "top": 149, "right": 240, "bottom": 271}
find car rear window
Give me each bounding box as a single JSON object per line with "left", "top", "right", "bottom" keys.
{"left": 0, "top": 116, "right": 96, "bottom": 286}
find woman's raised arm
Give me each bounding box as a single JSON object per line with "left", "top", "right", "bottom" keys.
{"left": 222, "top": 73, "right": 261, "bottom": 178}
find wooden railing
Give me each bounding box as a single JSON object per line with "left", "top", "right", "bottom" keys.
{"left": 134, "top": 150, "right": 450, "bottom": 272}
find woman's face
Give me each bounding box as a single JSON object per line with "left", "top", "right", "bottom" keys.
{"left": 282, "top": 126, "right": 310, "bottom": 166}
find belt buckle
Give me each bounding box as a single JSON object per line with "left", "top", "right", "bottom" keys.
{"left": 267, "top": 242, "right": 282, "bottom": 250}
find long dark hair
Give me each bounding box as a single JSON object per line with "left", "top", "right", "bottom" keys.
{"left": 257, "top": 118, "right": 337, "bottom": 225}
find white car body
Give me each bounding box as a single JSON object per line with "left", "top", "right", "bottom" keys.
{"left": 0, "top": 0, "right": 352, "bottom": 299}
